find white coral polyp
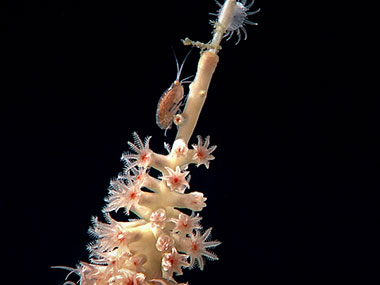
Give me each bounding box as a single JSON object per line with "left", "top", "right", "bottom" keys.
{"left": 192, "top": 135, "right": 217, "bottom": 169}
{"left": 150, "top": 208, "right": 167, "bottom": 229}
{"left": 161, "top": 166, "right": 190, "bottom": 193}
{"left": 185, "top": 228, "right": 221, "bottom": 270}
{"left": 170, "top": 212, "right": 202, "bottom": 236}
{"left": 185, "top": 192, "right": 207, "bottom": 211}
{"left": 156, "top": 234, "right": 175, "bottom": 252}
{"left": 161, "top": 247, "right": 190, "bottom": 279}
{"left": 172, "top": 139, "right": 189, "bottom": 157}
{"left": 122, "top": 132, "right": 153, "bottom": 170}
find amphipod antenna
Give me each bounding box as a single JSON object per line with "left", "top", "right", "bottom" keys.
{"left": 172, "top": 47, "right": 193, "bottom": 83}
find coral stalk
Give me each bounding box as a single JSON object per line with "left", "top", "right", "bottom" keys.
{"left": 175, "top": 52, "right": 219, "bottom": 146}
{"left": 210, "top": 0, "right": 237, "bottom": 51}
{"left": 55, "top": 1, "right": 260, "bottom": 284}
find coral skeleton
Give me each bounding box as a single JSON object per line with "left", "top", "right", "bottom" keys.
{"left": 54, "top": 1, "right": 259, "bottom": 284}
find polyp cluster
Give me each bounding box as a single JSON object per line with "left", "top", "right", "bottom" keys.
{"left": 78, "top": 132, "right": 219, "bottom": 284}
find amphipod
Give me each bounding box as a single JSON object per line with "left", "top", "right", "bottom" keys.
{"left": 156, "top": 50, "right": 192, "bottom": 134}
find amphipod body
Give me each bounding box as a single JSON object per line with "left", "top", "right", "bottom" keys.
{"left": 156, "top": 50, "right": 192, "bottom": 133}
{"left": 156, "top": 80, "right": 184, "bottom": 130}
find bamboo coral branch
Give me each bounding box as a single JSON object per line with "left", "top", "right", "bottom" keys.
{"left": 175, "top": 0, "right": 237, "bottom": 145}
{"left": 210, "top": 0, "right": 237, "bottom": 52}
{"left": 54, "top": 1, "right": 261, "bottom": 284}
{"left": 175, "top": 52, "right": 219, "bottom": 145}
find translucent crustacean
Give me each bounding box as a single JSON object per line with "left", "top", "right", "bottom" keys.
{"left": 156, "top": 50, "right": 193, "bottom": 134}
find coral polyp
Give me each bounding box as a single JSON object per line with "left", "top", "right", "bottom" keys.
{"left": 211, "top": 0, "right": 260, "bottom": 44}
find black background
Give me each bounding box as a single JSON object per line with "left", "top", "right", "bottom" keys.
{"left": 2, "top": 0, "right": 376, "bottom": 284}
